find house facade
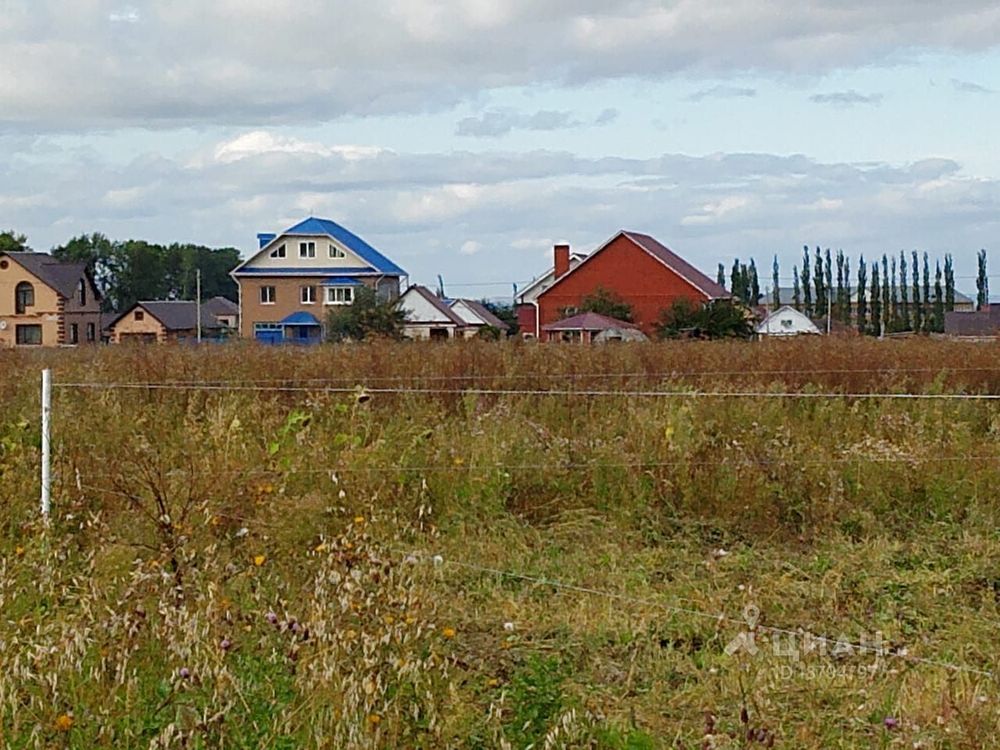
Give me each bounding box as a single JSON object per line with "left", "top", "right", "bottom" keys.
{"left": 399, "top": 285, "right": 468, "bottom": 339}
{"left": 107, "top": 299, "right": 236, "bottom": 343}
{"left": 521, "top": 232, "right": 728, "bottom": 338}
{"left": 755, "top": 305, "right": 821, "bottom": 337}
{"left": 231, "top": 217, "right": 407, "bottom": 344}
{"left": 515, "top": 250, "right": 587, "bottom": 336}
{"left": 0, "top": 251, "right": 102, "bottom": 347}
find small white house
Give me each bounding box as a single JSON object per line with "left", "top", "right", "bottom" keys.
{"left": 398, "top": 285, "right": 468, "bottom": 340}
{"left": 756, "top": 305, "right": 821, "bottom": 337}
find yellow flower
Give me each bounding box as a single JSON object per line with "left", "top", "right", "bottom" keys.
{"left": 210, "top": 515, "right": 221, "bottom": 527}
{"left": 453, "top": 456, "right": 465, "bottom": 466}
{"left": 353, "top": 516, "right": 365, "bottom": 525}
{"left": 442, "top": 627, "right": 456, "bottom": 639}
{"left": 253, "top": 555, "right": 266, "bottom": 567}
{"left": 487, "top": 678, "right": 500, "bottom": 688}
{"left": 384, "top": 615, "right": 395, "bottom": 625}
{"left": 54, "top": 714, "right": 74, "bottom": 732}
{"left": 367, "top": 713, "right": 381, "bottom": 726}
{"left": 405, "top": 615, "right": 416, "bottom": 625}
{"left": 14, "top": 545, "right": 25, "bottom": 557}
{"left": 314, "top": 543, "right": 327, "bottom": 553}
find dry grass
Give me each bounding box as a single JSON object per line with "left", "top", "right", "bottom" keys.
{"left": 2, "top": 338, "right": 1000, "bottom": 748}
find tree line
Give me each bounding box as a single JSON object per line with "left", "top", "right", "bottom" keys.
{"left": 1, "top": 230, "right": 240, "bottom": 313}
{"left": 718, "top": 246, "right": 989, "bottom": 335}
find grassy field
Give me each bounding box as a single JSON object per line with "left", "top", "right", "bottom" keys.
{"left": 3, "top": 338, "right": 1000, "bottom": 748}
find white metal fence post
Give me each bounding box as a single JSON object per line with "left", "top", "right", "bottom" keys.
{"left": 41, "top": 368, "right": 51, "bottom": 518}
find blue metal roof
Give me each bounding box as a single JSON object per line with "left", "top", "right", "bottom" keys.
{"left": 257, "top": 232, "right": 276, "bottom": 249}
{"left": 319, "top": 276, "right": 363, "bottom": 286}
{"left": 236, "top": 267, "right": 376, "bottom": 276}
{"left": 279, "top": 217, "right": 406, "bottom": 276}
{"left": 279, "top": 311, "right": 322, "bottom": 326}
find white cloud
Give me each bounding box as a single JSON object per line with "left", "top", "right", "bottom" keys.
{"left": 1, "top": 1, "right": 999, "bottom": 128}
{"left": 459, "top": 240, "right": 482, "bottom": 255}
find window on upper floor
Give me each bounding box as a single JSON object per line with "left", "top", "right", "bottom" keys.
{"left": 77, "top": 279, "right": 86, "bottom": 306}
{"left": 270, "top": 243, "right": 286, "bottom": 259}
{"left": 325, "top": 286, "right": 354, "bottom": 305}
{"left": 14, "top": 281, "right": 34, "bottom": 314}
{"left": 299, "top": 241, "right": 316, "bottom": 258}
{"left": 135, "top": 310, "right": 144, "bottom": 321}
{"left": 301, "top": 285, "right": 317, "bottom": 304}
{"left": 260, "top": 286, "right": 276, "bottom": 304}
{"left": 329, "top": 244, "right": 346, "bottom": 259}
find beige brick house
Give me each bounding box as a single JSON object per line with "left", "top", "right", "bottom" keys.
{"left": 0, "top": 251, "right": 102, "bottom": 347}
{"left": 230, "top": 217, "right": 407, "bottom": 343}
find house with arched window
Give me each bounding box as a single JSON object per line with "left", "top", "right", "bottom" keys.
{"left": 0, "top": 251, "right": 102, "bottom": 347}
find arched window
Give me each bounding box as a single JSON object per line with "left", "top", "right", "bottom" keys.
{"left": 77, "top": 279, "right": 86, "bottom": 306}
{"left": 15, "top": 281, "right": 34, "bottom": 314}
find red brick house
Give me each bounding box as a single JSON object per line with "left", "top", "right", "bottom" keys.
{"left": 518, "top": 231, "right": 729, "bottom": 338}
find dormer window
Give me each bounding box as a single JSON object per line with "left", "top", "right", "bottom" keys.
{"left": 270, "top": 243, "right": 286, "bottom": 259}
{"left": 329, "top": 244, "right": 346, "bottom": 259}
{"left": 299, "top": 241, "right": 316, "bottom": 258}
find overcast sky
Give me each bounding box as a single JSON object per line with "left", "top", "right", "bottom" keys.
{"left": 2, "top": 0, "right": 999, "bottom": 295}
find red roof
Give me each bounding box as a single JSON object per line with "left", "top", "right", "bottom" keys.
{"left": 542, "top": 311, "right": 639, "bottom": 332}
{"left": 621, "top": 232, "right": 729, "bottom": 298}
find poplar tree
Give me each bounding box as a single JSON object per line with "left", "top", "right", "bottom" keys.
{"left": 749, "top": 258, "right": 760, "bottom": 305}
{"left": 871, "top": 260, "right": 882, "bottom": 336}
{"left": 899, "top": 251, "right": 910, "bottom": 330}
{"left": 801, "top": 246, "right": 812, "bottom": 316}
{"left": 793, "top": 265, "right": 802, "bottom": 310}
{"left": 824, "top": 248, "right": 833, "bottom": 313}
{"left": 842, "top": 256, "right": 852, "bottom": 325}
{"left": 835, "top": 250, "right": 845, "bottom": 322}
{"left": 934, "top": 262, "right": 945, "bottom": 331}
{"left": 890, "top": 256, "right": 899, "bottom": 331}
{"left": 857, "top": 257, "right": 868, "bottom": 334}
{"left": 911, "top": 250, "right": 921, "bottom": 332}
{"left": 977, "top": 249, "right": 989, "bottom": 310}
{"left": 922, "top": 252, "right": 931, "bottom": 330}
{"left": 814, "top": 246, "right": 826, "bottom": 315}
{"left": 717, "top": 263, "right": 726, "bottom": 290}
{"left": 944, "top": 254, "right": 955, "bottom": 311}
{"left": 772, "top": 255, "right": 780, "bottom": 309}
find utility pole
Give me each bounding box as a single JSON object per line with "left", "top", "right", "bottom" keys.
{"left": 196, "top": 268, "right": 202, "bottom": 344}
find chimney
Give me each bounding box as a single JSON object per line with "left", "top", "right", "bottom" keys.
{"left": 554, "top": 244, "right": 570, "bottom": 279}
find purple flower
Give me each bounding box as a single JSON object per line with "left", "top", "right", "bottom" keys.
{"left": 265, "top": 611, "right": 278, "bottom": 625}
{"left": 179, "top": 667, "right": 191, "bottom": 679}
{"left": 883, "top": 717, "right": 899, "bottom": 730}
{"left": 290, "top": 621, "right": 301, "bottom": 634}
{"left": 220, "top": 638, "right": 232, "bottom": 651}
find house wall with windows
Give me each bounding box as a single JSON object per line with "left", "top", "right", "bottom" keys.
{"left": 238, "top": 277, "right": 375, "bottom": 338}
{"left": 109, "top": 307, "right": 170, "bottom": 343}
{"left": 0, "top": 260, "right": 61, "bottom": 347}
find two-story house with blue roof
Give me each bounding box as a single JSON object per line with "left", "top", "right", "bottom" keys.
{"left": 231, "top": 217, "right": 407, "bottom": 343}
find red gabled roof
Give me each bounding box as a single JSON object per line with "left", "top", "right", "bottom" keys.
{"left": 537, "top": 231, "right": 729, "bottom": 301}
{"left": 542, "top": 311, "right": 639, "bottom": 332}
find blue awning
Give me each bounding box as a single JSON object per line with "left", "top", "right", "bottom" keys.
{"left": 279, "top": 311, "right": 322, "bottom": 326}
{"left": 319, "top": 277, "right": 364, "bottom": 286}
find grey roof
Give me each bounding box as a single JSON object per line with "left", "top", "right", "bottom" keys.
{"left": 622, "top": 232, "right": 730, "bottom": 299}
{"left": 202, "top": 296, "right": 238, "bottom": 317}
{"left": 3, "top": 251, "right": 91, "bottom": 299}
{"left": 542, "top": 311, "right": 639, "bottom": 332}
{"left": 108, "top": 300, "right": 227, "bottom": 332}
{"left": 451, "top": 299, "right": 510, "bottom": 330}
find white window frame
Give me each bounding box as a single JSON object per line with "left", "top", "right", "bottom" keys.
{"left": 328, "top": 243, "right": 346, "bottom": 259}
{"left": 301, "top": 285, "right": 317, "bottom": 304}
{"left": 299, "top": 241, "right": 316, "bottom": 258}
{"left": 260, "top": 286, "right": 276, "bottom": 304}
{"left": 325, "top": 286, "right": 354, "bottom": 305}
{"left": 270, "top": 243, "right": 286, "bottom": 259}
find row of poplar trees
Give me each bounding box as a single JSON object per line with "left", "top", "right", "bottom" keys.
{"left": 718, "top": 247, "right": 989, "bottom": 335}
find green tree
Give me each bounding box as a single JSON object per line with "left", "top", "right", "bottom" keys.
{"left": 771, "top": 255, "right": 780, "bottom": 309}
{"left": 911, "top": 250, "right": 921, "bottom": 332}
{"left": 813, "top": 246, "right": 826, "bottom": 316}
{"left": 899, "top": 251, "right": 910, "bottom": 330}
{"left": 717, "top": 263, "right": 726, "bottom": 289}
{"left": 857, "top": 257, "right": 868, "bottom": 334}
{"left": 325, "top": 286, "right": 406, "bottom": 342}
{"left": 870, "top": 259, "right": 881, "bottom": 336}
{"left": 801, "top": 246, "right": 812, "bottom": 316}
{"left": 576, "top": 287, "right": 634, "bottom": 322}
{"left": 922, "top": 252, "right": 931, "bottom": 330}
{"left": 748, "top": 258, "right": 760, "bottom": 305}
{"left": 792, "top": 265, "right": 801, "bottom": 310}
{"left": 933, "top": 262, "right": 945, "bottom": 332}
{"left": 0, "top": 229, "right": 29, "bottom": 253}
{"left": 657, "top": 298, "right": 753, "bottom": 340}
{"left": 482, "top": 300, "right": 519, "bottom": 336}
{"left": 977, "top": 249, "right": 988, "bottom": 310}
{"left": 51, "top": 233, "right": 117, "bottom": 309}
{"left": 841, "top": 254, "right": 852, "bottom": 326}
{"left": 944, "top": 253, "right": 955, "bottom": 312}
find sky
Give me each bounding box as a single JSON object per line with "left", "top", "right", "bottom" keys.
{"left": 1, "top": 0, "right": 999, "bottom": 297}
